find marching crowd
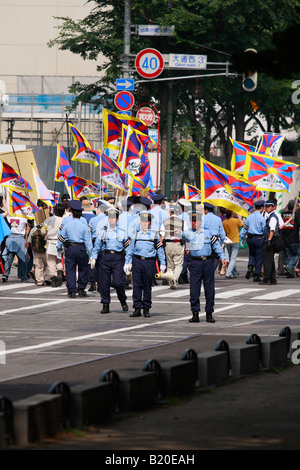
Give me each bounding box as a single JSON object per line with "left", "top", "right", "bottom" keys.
{"left": 1, "top": 191, "right": 300, "bottom": 323}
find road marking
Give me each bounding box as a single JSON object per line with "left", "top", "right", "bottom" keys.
{"left": 251, "top": 289, "right": 300, "bottom": 300}
{"left": 16, "top": 286, "right": 65, "bottom": 294}
{"left": 3, "top": 304, "right": 236, "bottom": 356}
{"left": 0, "top": 300, "right": 69, "bottom": 316}
{"left": 215, "top": 288, "right": 266, "bottom": 299}
{"left": 156, "top": 289, "right": 190, "bottom": 298}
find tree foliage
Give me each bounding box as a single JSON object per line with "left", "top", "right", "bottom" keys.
{"left": 49, "top": 0, "right": 300, "bottom": 190}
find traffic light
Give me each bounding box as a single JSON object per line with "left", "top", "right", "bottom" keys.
{"left": 241, "top": 49, "right": 258, "bottom": 92}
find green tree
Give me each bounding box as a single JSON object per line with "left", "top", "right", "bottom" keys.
{"left": 49, "top": 0, "right": 300, "bottom": 193}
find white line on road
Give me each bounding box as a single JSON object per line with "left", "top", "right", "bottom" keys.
{"left": 4, "top": 304, "right": 237, "bottom": 356}
{"left": 215, "top": 288, "right": 266, "bottom": 299}
{"left": 251, "top": 289, "right": 300, "bottom": 300}
{"left": 0, "top": 300, "right": 69, "bottom": 316}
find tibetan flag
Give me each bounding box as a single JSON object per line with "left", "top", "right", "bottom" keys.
{"left": 230, "top": 138, "right": 256, "bottom": 174}
{"left": 8, "top": 190, "right": 38, "bottom": 219}
{"left": 69, "top": 123, "right": 100, "bottom": 167}
{"left": 0, "top": 161, "right": 33, "bottom": 193}
{"left": 102, "top": 108, "right": 148, "bottom": 150}
{"left": 256, "top": 133, "right": 285, "bottom": 158}
{"left": 55, "top": 145, "right": 76, "bottom": 183}
{"left": 67, "top": 175, "right": 107, "bottom": 199}
{"left": 49, "top": 191, "right": 60, "bottom": 205}
{"left": 200, "top": 158, "right": 260, "bottom": 217}
{"left": 118, "top": 125, "right": 153, "bottom": 176}
{"left": 243, "top": 152, "right": 298, "bottom": 192}
{"left": 128, "top": 176, "right": 146, "bottom": 196}
{"left": 184, "top": 183, "right": 202, "bottom": 202}
{"left": 32, "top": 166, "right": 54, "bottom": 203}
{"left": 100, "top": 153, "right": 127, "bottom": 191}
{"left": 133, "top": 155, "right": 151, "bottom": 189}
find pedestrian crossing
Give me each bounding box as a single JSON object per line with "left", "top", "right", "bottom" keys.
{"left": 1, "top": 281, "right": 300, "bottom": 302}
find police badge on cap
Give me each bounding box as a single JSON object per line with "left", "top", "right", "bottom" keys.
{"left": 106, "top": 208, "right": 119, "bottom": 218}
{"left": 139, "top": 210, "right": 153, "bottom": 222}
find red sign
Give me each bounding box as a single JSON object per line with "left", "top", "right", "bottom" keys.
{"left": 135, "top": 48, "right": 164, "bottom": 79}
{"left": 136, "top": 107, "right": 156, "bottom": 127}
{"left": 114, "top": 91, "right": 135, "bottom": 111}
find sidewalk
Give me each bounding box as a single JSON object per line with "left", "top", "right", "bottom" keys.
{"left": 11, "top": 363, "right": 300, "bottom": 451}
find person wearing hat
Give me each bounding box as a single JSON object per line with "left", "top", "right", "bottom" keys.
{"left": 260, "top": 199, "right": 284, "bottom": 285}
{"left": 160, "top": 205, "right": 188, "bottom": 289}
{"left": 203, "top": 201, "right": 227, "bottom": 272}
{"left": 179, "top": 211, "right": 226, "bottom": 323}
{"left": 148, "top": 194, "right": 169, "bottom": 230}
{"left": 124, "top": 211, "right": 166, "bottom": 318}
{"left": 128, "top": 196, "right": 158, "bottom": 239}
{"left": 240, "top": 200, "right": 266, "bottom": 282}
{"left": 81, "top": 197, "right": 96, "bottom": 223}
{"left": 87, "top": 201, "right": 109, "bottom": 292}
{"left": 90, "top": 207, "right": 130, "bottom": 314}
{"left": 57, "top": 200, "right": 93, "bottom": 298}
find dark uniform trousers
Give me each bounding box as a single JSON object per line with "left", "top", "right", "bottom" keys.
{"left": 247, "top": 234, "right": 264, "bottom": 276}
{"left": 190, "top": 257, "right": 215, "bottom": 313}
{"left": 132, "top": 255, "right": 156, "bottom": 309}
{"left": 98, "top": 251, "right": 127, "bottom": 305}
{"left": 65, "top": 244, "right": 89, "bottom": 293}
{"left": 262, "top": 243, "right": 276, "bottom": 281}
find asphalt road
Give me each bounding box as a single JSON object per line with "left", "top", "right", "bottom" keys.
{"left": 1, "top": 255, "right": 300, "bottom": 403}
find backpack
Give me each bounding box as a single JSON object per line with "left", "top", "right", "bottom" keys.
{"left": 31, "top": 228, "right": 46, "bottom": 253}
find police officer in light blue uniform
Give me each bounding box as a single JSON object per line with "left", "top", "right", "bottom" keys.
{"left": 128, "top": 197, "right": 158, "bottom": 239}
{"left": 118, "top": 199, "right": 134, "bottom": 238}
{"left": 203, "top": 202, "right": 226, "bottom": 271}
{"left": 125, "top": 211, "right": 166, "bottom": 318}
{"left": 240, "top": 200, "right": 266, "bottom": 282}
{"left": 181, "top": 211, "right": 226, "bottom": 323}
{"left": 91, "top": 208, "right": 130, "bottom": 314}
{"left": 57, "top": 200, "right": 93, "bottom": 298}
{"left": 148, "top": 193, "right": 170, "bottom": 229}
{"left": 87, "top": 201, "right": 109, "bottom": 291}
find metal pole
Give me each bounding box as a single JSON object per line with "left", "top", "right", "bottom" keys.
{"left": 123, "top": 0, "right": 131, "bottom": 79}
{"left": 165, "top": 81, "right": 173, "bottom": 200}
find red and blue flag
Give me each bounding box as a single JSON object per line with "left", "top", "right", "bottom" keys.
{"left": 69, "top": 123, "right": 100, "bottom": 167}
{"left": 184, "top": 183, "right": 201, "bottom": 202}
{"left": 200, "top": 158, "right": 261, "bottom": 216}
{"left": 244, "top": 152, "right": 298, "bottom": 193}
{"left": 103, "top": 108, "right": 149, "bottom": 150}
{"left": 8, "top": 190, "right": 38, "bottom": 219}
{"left": 100, "top": 153, "right": 127, "bottom": 191}
{"left": 0, "top": 161, "right": 33, "bottom": 192}
{"left": 68, "top": 175, "right": 107, "bottom": 199}
{"left": 55, "top": 145, "right": 76, "bottom": 183}
{"left": 256, "top": 133, "right": 285, "bottom": 158}
{"left": 230, "top": 138, "right": 256, "bottom": 174}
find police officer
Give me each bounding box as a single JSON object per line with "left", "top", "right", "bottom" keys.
{"left": 88, "top": 201, "right": 109, "bottom": 291}
{"left": 240, "top": 200, "right": 266, "bottom": 282}
{"left": 91, "top": 208, "right": 130, "bottom": 314}
{"left": 203, "top": 202, "right": 226, "bottom": 272}
{"left": 124, "top": 211, "right": 166, "bottom": 318}
{"left": 260, "top": 199, "right": 283, "bottom": 285}
{"left": 181, "top": 211, "right": 226, "bottom": 323}
{"left": 148, "top": 193, "right": 169, "bottom": 229}
{"left": 57, "top": 200, "right": 93, "bottom": 298}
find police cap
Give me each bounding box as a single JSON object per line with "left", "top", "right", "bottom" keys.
{"left": 69, "top": 200, "right": 83, "bottom": 212}
{"left": 152, "top": 193, "right": 165, "bottom": 203}
{"left": 106, "top": 208, "right": 119, "bottom": 218}
{"left": 265, "top": 199, "right": 276, "bottom": 207}
{"left": 139, "top": 210, "right": 153, "bottom": 222}
{"left": 254, "top": 199, "right": 265, "bottom": 208}
{"left": 139, "top": 197, "right": 152, "bottom": 208}
{"left": 189, "top": 210, "right": 202, "bottom": 221}
{"left": 203, "top": 202, "right": 215, "bottom": 210}
{"left": 178, "top": 198, "right": 191, "bottom": 208}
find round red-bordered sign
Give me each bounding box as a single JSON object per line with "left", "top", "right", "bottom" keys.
{"left": 114, "top": 91, "right": 135, "bottom": 111}
{"left": 136, "top": 107, "right": 156, "bottom": 126}
{"left": 135, "top": 48, "right": 164, "bottom": 79}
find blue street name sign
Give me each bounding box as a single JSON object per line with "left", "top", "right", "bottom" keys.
{"left": 116, "top": 78, "right": 135, "bottom": 91}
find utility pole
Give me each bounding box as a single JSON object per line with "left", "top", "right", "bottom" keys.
{"left": 123, "top": 0, "right": 131, "bottom": 79}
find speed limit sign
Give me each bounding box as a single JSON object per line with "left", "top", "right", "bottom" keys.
{"left": 135, "top": 48, "right": 164, "bottom": 79}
